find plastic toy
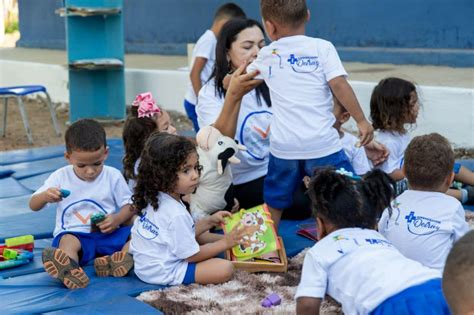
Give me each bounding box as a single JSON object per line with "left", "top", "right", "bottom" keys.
{"left": 60, "top": 189, "right": 71, "bottom": 198}
{"left": 5, "top": 235, "right": 34, "bottom": 247}
{"left": 336, "top": 168, "right": 361, "bottom": 180}
{"left": 90, "top": 212, "right": 106, "bottom": 232}
{"left": 0, "top": 235, "right": 35, "bottom": 261}
{"left": 261, "top": 293, "right": 281, "bottom": 308}
{"left": 0, "top": 249, "right": 34, "bottom": 270}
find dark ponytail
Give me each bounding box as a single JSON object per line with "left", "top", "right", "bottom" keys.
{"left": 308, "top": 168, "right": 395, "bottom": 229}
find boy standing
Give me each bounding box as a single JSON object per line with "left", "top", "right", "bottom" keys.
{"left": 247, "top": 0, "right": 373, "bottom": 230}
{"left": 184, "top": 2, "right": 246, "bottom": 132}
{"left": 378, "top": 133, "right": 469, "bottom": 270}
{"left": 29, "top": 119, "right": 134, "bottom": 289}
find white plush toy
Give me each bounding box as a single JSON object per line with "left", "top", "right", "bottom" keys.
{"left": 190, "top": 126, "right": 246, "bottom": 220}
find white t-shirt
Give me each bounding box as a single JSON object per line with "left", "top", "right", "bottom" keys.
{"left": 33, "top": 165, "right": 132, "bottom": 237}
{"left": 129, "top": 192, "right": 200, "bottom": 285}
{"left": 247, "top": 35, "right": 346, "bottom": 159}
{"left": 341, "top": 131, "right": 371, "bottom": 175}
{"left": 295, "top": 228, "right": 440, "bottom": 315}
{"left": 197, "top": 79, "right": 272, "bottom": 185}
{"left": 375, "top": 131, "right": 411, "bottom": 174}
{"left": 378, "top": 190, "right": 469, "bottom": 270}
{"left": 127, "top": 159, "right": 140, "bottom": 192}
{"left": 184, "top": 30, "right": 217, "bottom": 105}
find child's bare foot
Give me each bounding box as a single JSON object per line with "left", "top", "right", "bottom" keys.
{"left": 42, "top": 247, "right": 89, "bottom": 289}
{"left": 94, "top": 251, "right": 133, "bottom": 277}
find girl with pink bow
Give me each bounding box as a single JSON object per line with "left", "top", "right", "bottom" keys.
{"left": 123, "top": 92, "right": 177, "bottom": 190}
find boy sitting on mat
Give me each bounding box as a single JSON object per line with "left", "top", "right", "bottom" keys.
{"left": 29, "top": 119, "right": 135, "bottom": 289}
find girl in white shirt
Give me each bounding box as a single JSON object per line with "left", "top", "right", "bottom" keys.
{"left": 370, "top": 77, "right": 474, "bottom": 201}
{"left": 129, "top": 132, "right": 246, "bottom": 285}
{"left": 122, "top": 92, "right": 177, "bottom": 191}
{"left": 296, "top": 168, "right": 448, "bottom": 315}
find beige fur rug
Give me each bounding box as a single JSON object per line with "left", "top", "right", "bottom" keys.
{"left": 137, "top": 249, "right": 342, "bottom": 314}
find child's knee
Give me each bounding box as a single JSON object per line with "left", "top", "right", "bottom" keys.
{"left": 58, "top": 234, "right": 81, "bottom": 249}
{"left": 221, "top": 260, "right": 234, "bottom": 281}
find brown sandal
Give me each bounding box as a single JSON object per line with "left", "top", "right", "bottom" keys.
{"left": 94, "top": 251, "right": 133, "bottom": 277}
{"left": 42, "top": 247, "right": 89, "bottom": 289}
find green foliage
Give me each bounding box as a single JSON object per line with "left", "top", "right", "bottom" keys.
{"left": 5, "top": 20, "right": 19, "bottom": 34}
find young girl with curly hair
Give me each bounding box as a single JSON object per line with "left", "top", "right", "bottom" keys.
{"left": 122, "top": 92, "right": 177, "bottom": 190}
{"left": 371, "top": 77, "right": 474, "bottom": 201}
{"left": 129, "top": 132, "right": 246, "bottom": 285}
{"left": 295, "top": 168, "right": 449, "bottom": 315}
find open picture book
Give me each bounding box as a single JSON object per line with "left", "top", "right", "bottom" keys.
{"left": 222, "top": 204, "right": 280, "bottom": 261}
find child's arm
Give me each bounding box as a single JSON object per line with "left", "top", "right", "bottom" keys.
{"left": 186, "top": 223, "right": 246, "bottom": 263}
{"left": 389, "top": 169, "right": 406, "bottom": 182}
{"left": 296, "top": 297, "right": 322, "bottom": 315}
{"left": 190, "top": 57, "right": 208, "bottom": 96}
{"left": 329, "top": 76, "right": 374, "bottom": 146}
{"left": 196, "top": 231, "right": 223, "bottom": 244}
{"left": 194, "top": 211, "right": 231, "bottom": 237}
{"left": 97, "top": 204, "right": 135, "bottom": 234}
{"left": 29, "top": 187, "right": 62, "bottom": 211}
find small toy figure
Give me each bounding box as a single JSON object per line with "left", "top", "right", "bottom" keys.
{"left": 261, "top": 292, "right": 281, "bottom": 308}
{"left": 90, "top": 212, "right": 106, "bottom": 232}
{"left": 60, "top": 189, "right": 71, "bottom": 198}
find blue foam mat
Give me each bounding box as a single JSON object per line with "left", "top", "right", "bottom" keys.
{"left": 0, "top": 266, "right": 165, "bottom": 314}
{"left": 0, "top": 156, "right": 67, "bottom": 180}
{"left": 0, "top": 208, "right": 55, "bottom": 243}
{"left": 0, "top": 144, "right": 65, "bottom": 166}
{"left": 0, "top": 177, "right": 32, "bottom": 198}
{"left": 0, "top": 195, "right": 37, "bottom": 219}
{"left": 45, "top": 295, "right": 162, "bottom": 315}
{"left": 0, "top": 239, "right": 53, "bottom": 279}
{"left": 17, "top": 172, "right": 51, "bottom": 192}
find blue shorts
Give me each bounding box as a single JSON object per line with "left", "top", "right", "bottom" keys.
{"left": 454, "top": 162, "right": 461, "bottom": 174}
{"left": 183, "top": 99, "right": 200, "bottom": 133}
{"left": 264, "top": 150, "right": 354, "bottom": 209}
{"left": 371, "top": 278, "right": 449, "bottom": 315}
{"left": 52, "top": 226, "right": 132, "bottom": 266}
{"left": 182, "top": 262, "right": 196, "bottom": 285}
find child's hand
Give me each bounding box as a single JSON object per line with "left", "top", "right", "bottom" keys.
{"left": 364, "top": 140, "right": 389, "bottom": 166}
{"left": 97, "top": 214, "right": 120, "bottom": 234}
{"left": 357, "top": 119, "right": 374, "bottom": 146}
{"left": 224, "top": 223, "right": 248, "bottom": 248}
{"left": 43, "top": 187, "right": 63, "bottom": 203}
{"left": 208, "top": 211, "right": 232, "bottom": 227}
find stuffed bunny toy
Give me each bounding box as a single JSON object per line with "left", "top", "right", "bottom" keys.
{"left": 190, "top": 126, "right": 246, "bottom": 220}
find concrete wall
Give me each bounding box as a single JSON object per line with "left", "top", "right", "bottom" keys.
{"left": 1, "top": 59, "right": 473, "bottom": 147}
{"left": 17, "top": 0, "right": 474, "bottom": 67}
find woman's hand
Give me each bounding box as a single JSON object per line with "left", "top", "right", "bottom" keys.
{"left": 226, "top": 61, "right": 263, "bottom": 101}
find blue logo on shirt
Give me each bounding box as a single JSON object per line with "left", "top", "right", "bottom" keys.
{"left": 137, "top": 215, "right": 160, "bottom": 240}
{"left": 287, "top": 54, "right": 319, "bottom": 73}
{"left": 405, "top": 211, "right": 441, "bottom": 235}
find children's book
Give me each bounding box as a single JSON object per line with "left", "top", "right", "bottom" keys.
{"left": 222, "top": 204, "right": 280, "bottom": 261}
{"left": 296, "top": 222, "right": 318, "bottom": 242}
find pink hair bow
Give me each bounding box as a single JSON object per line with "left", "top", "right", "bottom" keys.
{"left": 132, "top": 92, "right": 161, "bottom": 118}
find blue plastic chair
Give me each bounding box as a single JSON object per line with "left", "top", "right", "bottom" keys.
{"left": 0, "top": 85, "right": 61, "bottom": 144}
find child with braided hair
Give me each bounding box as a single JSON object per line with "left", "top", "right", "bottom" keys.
{"left": 296, "top": 168, "right": 449, "bottom": 315}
